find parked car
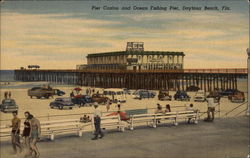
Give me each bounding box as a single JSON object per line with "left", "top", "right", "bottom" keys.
{"left": 209, "top": 90, "right": 221, "bottom": 103}
{"left": 220, "top": 89, "right": 238, "bottom": 96}
{"left": 28, "top": 87, "right": 65, "bottom": 99}
{"left": 174, "top": 91, "right": 190, "bottom": 101}
{"left": 0, "top": 99, "right": 18, "bottom": 113}
{"left": 186, "top": 86, "right": 200, "bottom": 92}
{"left": 194, "top": 90, "right": 206, "bottom": 102}
{"left": 71, "top": 95, "right": 93, "bottom": 106}
{"left": 122, "top": 88, "right": 132, "bottom": 95}
{"left": 55, "top": 89, "right": 65, "bottom": 96}
{"left": 50, "top": 98, "right": 75, "bottom": 110}
{"left": 158, "top": 90, "right": 172, "bottom": 101}
{"left": 91, "top": 94, "right": 109, "bottom": 104}
{"left": 132, "top": 89, "right": 156, "bottom": 99}
{"left": 104, "top": 88, "right": 126, "bottom": 103}
{"left": 229, "top": 91, "right": 245, "bottom": 103}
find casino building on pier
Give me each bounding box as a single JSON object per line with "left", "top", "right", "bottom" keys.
{"left": 77, "top": 42, "right": 185, "bottom": 70}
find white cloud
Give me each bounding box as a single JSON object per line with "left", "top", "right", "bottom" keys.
{"left": 1, "top": 10, "right": 248, "bottom": 69}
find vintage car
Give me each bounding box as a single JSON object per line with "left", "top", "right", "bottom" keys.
{"left": 71, "top": 95, "right": 93, "bottom": 106}
{"left": 220, "top": 89, "right": 238, "bottom": 96}
{"left": 186, "top": 86, "right": 200, "bottom": 92}
{"left": 28, "top": 87, "right": 65, "bottom": 99}
{"left": 158, "top": 90, "right": 172, "bottom": 101}
{"left": 122, "top": 88, "right": 132, "bottom": 95}
{"left": 132, "top": 89, "right": 156, "bottom": 99}
{"left": 208, "top": 90, "right": 221, "bottom": 103}
{"left": 194, "top": 90, "right": 206, "bottom": 102}
{"left": 103, "top": 88, "right": 126, "bottom": 103}
{"left": 91, "top": 94, "right": 109, "bottom": 104}
{"left": 174, "top": 91, "right": 191, "bottom": 101}
{"left": 49, "top": 97, "right": 75, "bottom": 110}
{"left": 228, "top": 91, "right": 245, "bottom": 103}
{"left": 0, "top": 99, "right": 18, "bottom": 113}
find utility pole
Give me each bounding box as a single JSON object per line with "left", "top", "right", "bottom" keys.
{"left": 247, "top": 48, "right": 250, "bottom": 116}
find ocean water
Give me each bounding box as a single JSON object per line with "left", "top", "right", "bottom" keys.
{"left": 0, "top": 70, "right": 14, "bottom": 82}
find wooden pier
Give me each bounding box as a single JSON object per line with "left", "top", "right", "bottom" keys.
{"left": 14, "top": 68, "right": 247, "bottom": 91}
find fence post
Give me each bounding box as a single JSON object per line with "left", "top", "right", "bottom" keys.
{"left": 219, "top": 103, "right": 221, "bottom": 117}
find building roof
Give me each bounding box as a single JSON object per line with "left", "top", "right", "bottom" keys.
{"left": 87, "top": 51, "right": 185, "bottom": 58}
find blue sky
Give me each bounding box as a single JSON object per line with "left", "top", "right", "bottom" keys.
{"left": 1, "top": 0, "right": 249, "bottom": 69}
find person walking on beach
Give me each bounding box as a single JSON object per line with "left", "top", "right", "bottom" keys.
{"left": 86, "top": 88, "right": 89, "bottom": 96}
{"left": 22, "top": 112, "right": 32, "bottom": 154}
{"left": 10, "top": 111, "right": 22, "bottom": 154}
{"left": 4, "top": 91, "right": 8, "bottom": 99}
{"left": 186, "top": 104, "right": 195, "bottom": 123}
{"left": 106, "top": 101, "right": 111, "bottom": 112}
{"left": 165, "top": 104, "right": 171, "bottom": 113}
{"left": 8, "top": 91, "right": 12, "bottom": 98}
{"left": 29, "top": 114, "right": 41, "bottom": 157}
{"left": 206, "top": 95, "right": 216, "bottom": 122}
{"left": 92, "top": 102, "right": 104, "bottom": 140}
{"left": 116, "top": 102, "right": 121, "bottom": 112}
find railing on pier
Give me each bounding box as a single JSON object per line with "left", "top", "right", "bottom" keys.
{"left": 15, "top": 68, "right": 247, "bottom": 74}
{"left": 223, "top": 102, "right": 248, "bottom": 118}
{"left": 184, "top": 68, "right": 247, "bottom": 74}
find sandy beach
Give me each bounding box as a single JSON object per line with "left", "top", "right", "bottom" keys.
{"left": 0, "top": 81, "right": 248, "bottom": 125}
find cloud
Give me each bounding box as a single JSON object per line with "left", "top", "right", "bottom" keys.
{"left": 1, "top": 7, "right": 249, "bottom": 69}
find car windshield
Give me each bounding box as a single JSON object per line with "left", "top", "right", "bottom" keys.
{"left": 3, "top": 100, "right": 15, "bottom": 105}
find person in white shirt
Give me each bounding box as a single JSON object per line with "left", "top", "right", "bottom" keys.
{"left": 206, "top": 95, "right": 216, "bottom": 122}
{"left": 92, "top": 102, "right": 104, "bottom": 140}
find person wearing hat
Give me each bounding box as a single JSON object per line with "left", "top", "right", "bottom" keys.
{"left": 92, "top": 102, "right": 104, "bottom": 140}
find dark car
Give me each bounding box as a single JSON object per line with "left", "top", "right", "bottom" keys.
{"left": 71, "top": 95, "right": 93, "bottom": 106}
{"left": 228, "top": 91, "right": 245, "bottom": 103}
{"left": 158, "top": 90, "right": 172, "bottom": 101}
{"left": 28, "top": 87, "right": 65, "bottom": 99}
{"left": 209, "top": 90, "right": 221, "bottom": 103}
{"left": 186, "top": 86, "right": 200, "bottom": 92}
{"left": 91, "top": 94, "right": 109, "bottom": 104}
{"left": 55, "top": 89, "right": 65, "bottom": 96}
{"left": 0, "top": 99, "right": 18, "bottom": 113}
{"left": 174, "top": 91, "right": 190, "bottom": 101}
{"left": 123, "top": 88, "right": 132, "bottom": 95}
{"left": 132, "top": 89, "right": 156, "bottom": 99}
{"left": 220, "top": 89, "right": 238, "bottom": 96}
{"left": 50, "top": 98, "right": 75, "bottom": 110}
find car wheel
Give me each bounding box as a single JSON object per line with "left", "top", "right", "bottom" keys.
{"left": 30, "top": 96, "right": 33, "bottom": 99}
{"left": 36, "top": 96, "right": 41, "bottom": 99}
{"left": 59, "top": 106, "right": 63, "bottom": 110}
{"left": 69, "top": 107, "right": 73, "bottom": 110}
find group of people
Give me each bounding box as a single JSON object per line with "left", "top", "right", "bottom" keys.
{"left": 10, "top": 111, "right": 41, "bottom": 158}
{"left": 85, "top": 88, "right": 101, "bottom": 96}
{"left": 4, "top": 91, "right": 12, "bottom": 99}
{"left": 155, "top": 103, "right": 197, "bottom": 124}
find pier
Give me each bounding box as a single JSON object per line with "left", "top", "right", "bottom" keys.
{"left": 14, "top": 68, "right": 247, "bottom": 91}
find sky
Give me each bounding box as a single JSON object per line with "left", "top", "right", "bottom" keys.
{"left": 1, "top": 0, "right": 249, "bottom": 70}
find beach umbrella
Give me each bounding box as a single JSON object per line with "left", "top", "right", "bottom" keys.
{"left": 74, "top": 87, "right": 82, "bottom": 91}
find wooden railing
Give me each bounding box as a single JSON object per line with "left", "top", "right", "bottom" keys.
{"left": 15, "top": 68, "right": 247, "bottom": 74}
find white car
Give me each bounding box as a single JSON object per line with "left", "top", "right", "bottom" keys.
{"left": 194, "top": 90, "right": 206, "bottom": 102}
